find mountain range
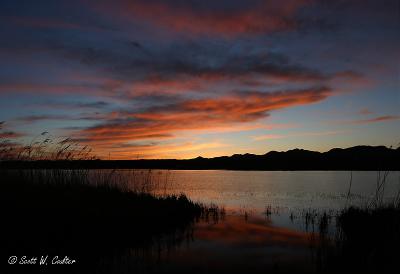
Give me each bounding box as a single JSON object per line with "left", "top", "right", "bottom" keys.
{"left": 2, "top": 145, "right": 399, "bottom": 170}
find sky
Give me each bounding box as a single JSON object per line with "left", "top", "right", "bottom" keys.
{"left": 0, "top": 0, "right": 399, "bottom": 159}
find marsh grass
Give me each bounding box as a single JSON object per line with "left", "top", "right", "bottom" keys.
{"left": 0, "top": 130, "right": 96, "bottom": 161}
{"left": 330, "top": 170, "right": 400, "bottom": 273}
{"left": 0, "top": 168, "right": 208, "bottom": 245}
{"left": 295, "top": 170, "right": 400, "bottom": 273}
{"left": 0, "top": 131, "right": 222, "bottom": 248}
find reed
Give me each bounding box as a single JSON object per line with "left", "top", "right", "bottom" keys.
{"left": 0, "top": 130, "right": 221, "bottom": 247}
{"left": 307, "top": 172, "right": 400, "bottom": 273}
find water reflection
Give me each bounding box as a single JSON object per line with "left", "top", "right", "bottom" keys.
{"left": 88, "top": 214, "right": 321, "bottom": 274}
{"left": 195, "top": 215, "right": 311, "bottom": 248}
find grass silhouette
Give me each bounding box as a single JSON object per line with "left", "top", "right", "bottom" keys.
{"left": 301, "top": 174, "right": 400, "bottom": 274}
{"left": 0, "top": 168, "right": 212, "bottom": 246}
{"left": 0, "top": 131, "right": 220, "bottom": 247}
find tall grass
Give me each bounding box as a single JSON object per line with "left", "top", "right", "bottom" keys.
{"left": 0, "top": 130, "right": 97, "bottom": 161}
{"left": 301, "top": 170, "right": 400, "bottom": 273}
{"left": 0, "top": 130, "right": 223, "bottom": 248}
{"left": 285, "top": 167, "right": 400, "bottom": 273}
{"left": 0, "top": 129, "right": 173, "bottom": 194}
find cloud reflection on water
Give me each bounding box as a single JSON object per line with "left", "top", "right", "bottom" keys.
{"left": 142, "top": 214, "right": 318, "bottom": 274}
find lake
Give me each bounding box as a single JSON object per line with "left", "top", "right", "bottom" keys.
{"left": 93, "top": 170, "right": 399, "bottom": 273}
{"left": 127, "top": 169, "right": 399, "bottom": 213}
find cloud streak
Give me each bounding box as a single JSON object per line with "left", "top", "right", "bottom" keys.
{"left": 350, "top": 115, "right": 399, "bottom": 125}
{"left": 77, "top": 87, "right": 333, "bottom": 155}
{"left": 93, "top": 0, "right": 313, "bottom": 36}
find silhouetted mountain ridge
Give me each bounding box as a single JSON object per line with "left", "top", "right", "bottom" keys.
{"left": 1, "top": 145, "right": 399, "bottom": 170}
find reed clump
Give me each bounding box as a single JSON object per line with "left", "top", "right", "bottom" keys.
{"left": 301, "top": 170, "right": 400, "bottom": 274}
{"left": 0, "top": 131, "right": 221, "bottom": 247}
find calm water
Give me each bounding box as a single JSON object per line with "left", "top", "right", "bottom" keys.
{"left": 104, "top": 170, "right": 400, "bottom": 273}
{"left": 128, "top": 170, "right": 399, "bottom": 212}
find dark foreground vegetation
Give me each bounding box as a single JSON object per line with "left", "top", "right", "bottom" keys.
{"left": 306, "top": 185, "right": 400, "bottom": 274}
{"left": 0, "top": 168, "right": 222, "bottom": 273}
{"left": 2, "top": 145, "right": 399, "bottom": 171}
{"left": 331, "top": 205, "right": 399, "bottom": 273}
{"left": 301, "top": 205, "right": 400, "bottom": 274}
{"left": 0, "top": 169, "right": 216, "bottom": 246}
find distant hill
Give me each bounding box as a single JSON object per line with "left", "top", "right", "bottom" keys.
{"left": 1, "top": 145, "right": 399, "bottom": 170}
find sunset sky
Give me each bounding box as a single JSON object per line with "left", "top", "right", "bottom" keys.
{"left": 0, "top": 0, "right": 399, "bottom": 159}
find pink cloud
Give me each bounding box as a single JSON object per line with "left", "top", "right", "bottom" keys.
{"left": 93, "top": 0, "right": 313, "bottom": 36}
{"left": 351, "top": 115, "right": 399, "bottom": 124}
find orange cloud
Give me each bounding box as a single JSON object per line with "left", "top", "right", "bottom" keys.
{"left": 107, "top": 141, "right": 229, "bottom": 159}
{"left": 252, "top": 134, "right": 284, "bottom": 141}
{"left": 77, "top": 87, "right": 333, "bottom": 157}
